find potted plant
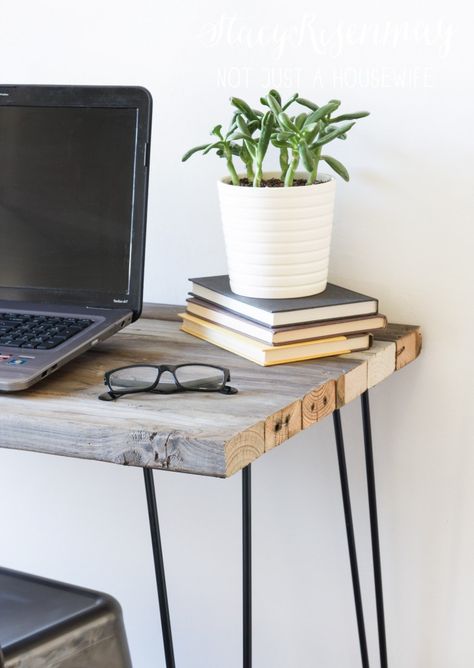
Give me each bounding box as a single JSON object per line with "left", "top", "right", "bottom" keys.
{"left": 182, "top": 90, "right": 369, "bottom": 299}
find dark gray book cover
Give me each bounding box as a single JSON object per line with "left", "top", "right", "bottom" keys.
{"left": 189, "top": 275, "right": 378, "bottom": 314}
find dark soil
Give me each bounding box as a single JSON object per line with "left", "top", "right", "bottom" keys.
{"left": 238, "top": 177, "right": 322, "bottom": 187}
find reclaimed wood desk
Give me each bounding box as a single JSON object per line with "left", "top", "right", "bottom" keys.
{"left": 0, "top": 305, "right": 421, "bottom": 668}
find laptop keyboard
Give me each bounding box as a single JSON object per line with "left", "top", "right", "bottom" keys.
{"left": 0, "top": 313, "right": 93, "bottom": 350}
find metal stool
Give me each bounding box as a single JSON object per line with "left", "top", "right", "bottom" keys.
{"left": 0, "top": 567, "right": 132, "bottom": 668}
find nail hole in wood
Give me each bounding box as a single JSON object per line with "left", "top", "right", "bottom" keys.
{"left": 323, "top": 396, "right": 328, "bottom": 406}
{"left": 284, "top": 415, "right": 290, "bottom": 425}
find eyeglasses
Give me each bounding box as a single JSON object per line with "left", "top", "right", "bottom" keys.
{"left": 99, "top": 363, "right": 238, "bottom": 401}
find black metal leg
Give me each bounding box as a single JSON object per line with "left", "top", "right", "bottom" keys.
{"left": 333, "top": 409, "right": 370, "bottom": 668}
{"left": 143, "top": 468, "right": 176, "bottom": 668}
{"left": 242, "top": 464, "right": 252, "bottom": 668}
{"left": 361, "top": 390, "right": 388, "bottom": 668}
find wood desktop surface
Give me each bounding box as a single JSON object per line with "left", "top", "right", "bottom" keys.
{"left": 0, "top": 305, "right": 421, "bottom": 478}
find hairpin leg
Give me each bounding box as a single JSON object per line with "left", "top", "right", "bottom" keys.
{"left": 143, "top": 468, "right": 176, "bottom": 668}
{"left": 333, "top": 409, "right": 370, "bottom": 668}
{"left": 242, "top": 464, "right": 252, "bottom": 668}
{"left": 361, "top": 390, "right": 388, "bottom": 668}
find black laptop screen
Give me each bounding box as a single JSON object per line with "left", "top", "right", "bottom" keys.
{"left": 0, "top": 106, "right": 137, "bottom": 295}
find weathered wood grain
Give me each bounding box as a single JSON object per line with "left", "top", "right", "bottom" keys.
{"left": 264, "top": 400, "right": 302, "bottom": 451}
{"left": 343, "top": 340, "right": 397, "bottom": 389}
{"left": 302, "top": 380, "right": 336, "bottom": 428}
{"left": 375, "top": 323, "right": 422, "bottom": 370}
{"left": 337, "top": 360, "right": 368, "bottom": 406}
{"left": 0, "top": 306, "right": 421, "bottom": 478}
{"left": 225, "top": 422, "right": 265, "bottom": 476}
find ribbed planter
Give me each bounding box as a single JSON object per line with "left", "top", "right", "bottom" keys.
{"left": 217, "top": 172, "right": 336, "bottom": 299}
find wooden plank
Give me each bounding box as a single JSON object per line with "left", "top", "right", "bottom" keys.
{"left": 0, "top": 311, "right": 421, "bottom": 478}
{"left": 302, "top": 380, "right": 336, "bottom": 428}
{"left": 264, "top": 399, "right": 302, "bottom": 451}
{"left": 225, "top": 422, "right": 265, "bottom": 477}
{"left": 337, "top": 360, "right": 368, "bottom": 406}
{"left": 343, "top": 340, "right": 396, "bottom": 389}
{"left": 375, "top": 323, "right": 422, "bottom": 370}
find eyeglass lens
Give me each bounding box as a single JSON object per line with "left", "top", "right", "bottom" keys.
{"left": 174, "top": 365, "right": 225, "bottom": 390}
{"left": 108, "top": 366, "right": 158, "bottom": 392}
{"left": 108, "top": 365, "right": 226, "bottom": 393}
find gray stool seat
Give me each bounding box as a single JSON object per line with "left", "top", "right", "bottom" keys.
{"left": 0, "top": 568, "right": 132, "bottom": 668}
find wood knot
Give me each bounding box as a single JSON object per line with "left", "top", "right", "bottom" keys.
{"left": 323, "top": 396, "right": 328, "bottom": 406}
{"left": 311, "top": 403, "right": 315, "bottom": 411}
{"left": 274, "top": 421, "right": 282, "bottom": 432}
{"left": 284, "top": 415, "right": 290, "bottom": 425}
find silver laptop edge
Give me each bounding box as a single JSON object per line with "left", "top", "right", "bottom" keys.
{"left": 0, "top": 305, "right": 132, "bottom": 392}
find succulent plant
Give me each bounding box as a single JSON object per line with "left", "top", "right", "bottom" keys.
{"left": 182, "top": 89, "right": 369, "bottom": 187}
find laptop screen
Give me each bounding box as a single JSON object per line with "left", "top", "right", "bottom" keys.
{"left": 0, "top": 105, "right": 137, "bottom": 296}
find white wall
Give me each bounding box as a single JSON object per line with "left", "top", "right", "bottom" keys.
{"left": 1, "top": 1, "right": 473, "bottom": 666}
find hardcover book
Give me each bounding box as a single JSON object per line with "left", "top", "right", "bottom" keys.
{"left": 179, "top": 312, "right": 372, "bottom": 366}
{"left": 186, "top": 297, "right": 386, "bottom": 345}
{"left": 189, "top": 275, "right": 378, "bottom": 327}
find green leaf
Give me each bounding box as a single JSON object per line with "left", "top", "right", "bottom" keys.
{"left": 227, "top": 132, "right": 248, "bottom": 141}
{"left": 225, "top": 124, "right": 238, "bottom": 139}
{"left": 279, "top": 147, "right": 289, "bottom": 177}
{"left": 230, "top": 97, "right": 257, "bottom": 120}
{"left": 240, "top": 144, "right": 251, "bottom": 161}
{"left": 313, "top": 122, "right": 355, "bottom": 147}
{"left": 321, "top": 155, "right": 350, "bottom": 181}
{"left": 324, "top": 124, "right": 343, "bottom": 133}
{"left": 299, "top": 141, "right": 314, "bottom": 172}
{"left": 244, "top": 138, "right": 257, "bottom": 159}
{"left": 303, "top": 121, "right": 318, "bottom": 133}
{"left": 303, "top": 121, "right": 321, "bottom": 144}
{"left": 330, "top": 111, "right": 370, "bottom": 123}
{"left": 219, "top": 142, "right": 239, "bottom": 157}
{"left": 248, "top": 119, "right": 261, "bottom": 134}
{"left": 237, "top": 115, "right": 252, "bottom": 137}
{"left": 295, "top": 112, "right": 308, "bottom": 130}
{"left": 181, "top": 144, "right": 211, "bottom": 162}
{"left": 296, "top": 97, "right": 318, "bottom": 111}
{"left": 282, "top": 92, "right": 299, "bottom": 111}
{"left": 305, "top": 101, "right": 341, "bottom": 126}
{"left": 202, "top": 141, "right": 224, "bottom": 155}
{"left": 275, "top": 131, "right": 294, "bottom": 142}
{"left": 257, "top": 111, "right": 274, "bottom": 163}
{"left": 266, "top": 92, "right": 282, "bottom": 116}
{"left": 324, "top": 124, "right": 349, "bottom": 140}
{"left": 211, "top": 124, "right": 223, "bottom": 139}
{"left": 278, "top": 112, "right": 299, "bottom": 133}
{"left": 269, "top": 89, "right": 282, "bottom": 105}
{"left": 271, "top": 138, "right": 290, "bottom": 148}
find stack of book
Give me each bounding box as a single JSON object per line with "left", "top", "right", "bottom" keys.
{"left": 179, "top": 275, "right": 386, "bottom": 366}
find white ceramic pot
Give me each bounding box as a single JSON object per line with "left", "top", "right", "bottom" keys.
{"left": 217, "top": 172, "right": 336, "bottom": 299}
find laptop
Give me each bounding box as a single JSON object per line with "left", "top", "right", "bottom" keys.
{"left": 0, "top": 84, "right": 152, "bottom": 392}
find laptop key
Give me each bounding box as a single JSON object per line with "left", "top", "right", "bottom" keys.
{"left": 0, "top": 313, "right": 94, "bottom": 350}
